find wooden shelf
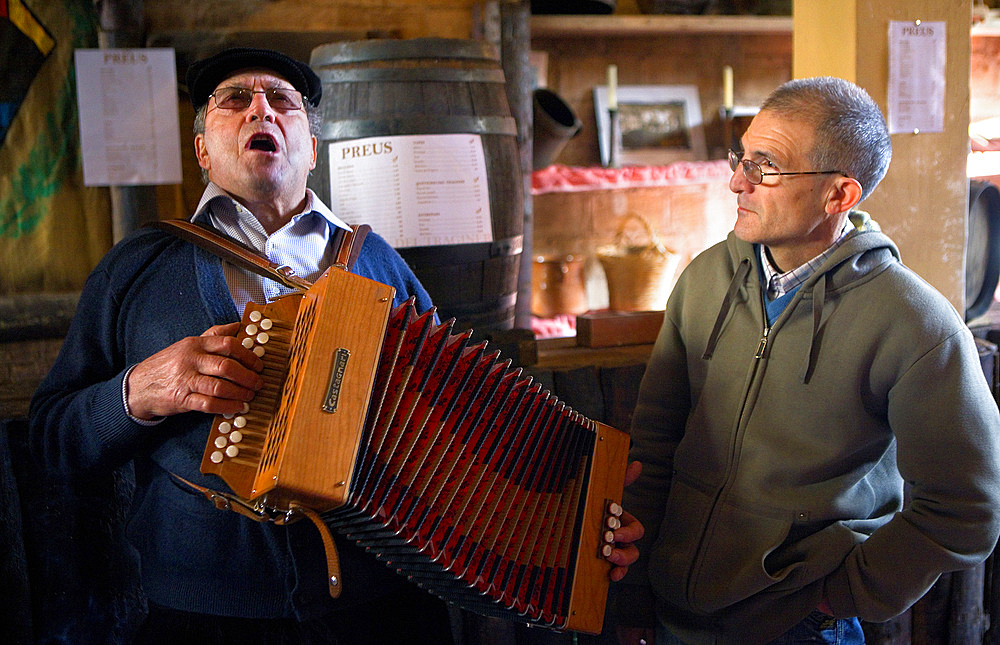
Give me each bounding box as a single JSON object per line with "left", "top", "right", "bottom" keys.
{"left": 534, "top": 336, "right": 653, "bottom": 370}
{"left": 530, "top": 14, "right": 793, "bottom": 38}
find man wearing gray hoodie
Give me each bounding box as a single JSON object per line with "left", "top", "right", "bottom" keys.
{"left": 615, "top": 76, "right": 1000, "bottom": 644}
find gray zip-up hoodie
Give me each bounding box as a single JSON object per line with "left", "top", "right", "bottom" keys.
{"left": 616, "top": 212, "right": 1000, "bottom": 644}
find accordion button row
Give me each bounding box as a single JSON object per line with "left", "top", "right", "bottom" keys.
{"left": 600, "top": 501, "right": 625, "bottom": 557}
{"left": 209, "top": 313, "right": 288, "bottom": 465}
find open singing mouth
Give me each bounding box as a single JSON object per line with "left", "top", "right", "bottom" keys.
{"left": 247, "top": 133, "right": 278, "bottom": 152}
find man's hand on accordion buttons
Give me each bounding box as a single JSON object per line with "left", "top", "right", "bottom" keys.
{"left": 125, "top": 322, "right": 264, "bottom": 421}
{"left": 607, "top": 460, "right": 644, "bottom": 582}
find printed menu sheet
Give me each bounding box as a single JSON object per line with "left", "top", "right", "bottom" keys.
{"left": 887, "top": 21, "right": 946, "bottom": 135}
{"left": 328, "top": 133, "right": 493, "bottom": 249}
{"left": 75, "top": 48, "right": 182, "bottom": 186}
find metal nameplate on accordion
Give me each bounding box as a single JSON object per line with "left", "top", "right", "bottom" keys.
{"left": 200, "top": 267, "right": 394, "bottom": 511}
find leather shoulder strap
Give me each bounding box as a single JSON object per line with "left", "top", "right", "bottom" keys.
{"left": 151, "top": 219, "right": 371, "bottom": 291}
{"left": 335, "top": 223, "right": 370, "bottom": 270}
{"left": 152, "top": 219, "right": 313, "bottom": 291}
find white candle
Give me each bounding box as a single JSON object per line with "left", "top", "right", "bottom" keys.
{"left": 607, "top": 64, "right": 618, "bottom": 111}
{"left": 723, "top": 65, "right": 734, "bottom": 110}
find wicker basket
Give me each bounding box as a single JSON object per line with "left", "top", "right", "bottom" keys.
{"left": 597, "top": 214, "right": 680, "bottom": 312}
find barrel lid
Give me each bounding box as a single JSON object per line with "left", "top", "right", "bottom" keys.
{"left": 310, "top": 38, "right": 499, "bottom": 66}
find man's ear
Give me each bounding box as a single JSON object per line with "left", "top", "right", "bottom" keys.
{"left": 825, "top": 176, "right": 863, "bottom": 215}
{"left": 194, "top": 133, "right": 211, "bottom": 173}
{"left": 310, "top": 135, "right": 317, "bottom": 171}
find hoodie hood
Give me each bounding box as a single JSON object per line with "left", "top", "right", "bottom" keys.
{"left": 703, "top": 210, "right": 901, "bottom": 382}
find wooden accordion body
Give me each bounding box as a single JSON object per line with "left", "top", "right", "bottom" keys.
{"left": 201, "top": 266, "right": 630, "bottom": 634}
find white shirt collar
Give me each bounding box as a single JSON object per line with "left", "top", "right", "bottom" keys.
{"left": 192, "top": 182, "right": 351, "bottom": 233}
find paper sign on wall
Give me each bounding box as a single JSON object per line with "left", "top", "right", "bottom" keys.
{"left": 75, "top": 48, "right": 182, "bottom": 186}
{"left": 887, "top": 21, "right": 946, "bottom": 135}
{"left": 328, "top": 133, "right": 493, "bottom": 249}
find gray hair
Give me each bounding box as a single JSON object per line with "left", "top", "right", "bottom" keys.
{"left": 760, "top": 76, "right": 892, "bottom": 202}
{"left": 193, "top": 103, "right": 323, "bottom": 184}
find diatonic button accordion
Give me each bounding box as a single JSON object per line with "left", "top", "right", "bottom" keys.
{"left": 200, "top": 266, "right": 629, "bottom": 634}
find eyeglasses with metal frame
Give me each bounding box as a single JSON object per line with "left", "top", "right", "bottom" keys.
{"left": 209, "top": 87, "right": 304, "bottom": 111}
{"left": 728, "top": 149, "right": 846, "bottom": 185}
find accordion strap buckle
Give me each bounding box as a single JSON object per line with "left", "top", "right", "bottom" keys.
{"left": 170, "top": 472, "right": 343, "bottom": 599}
{"left": 283, "top": 504, "right": 343, "bottom": 599}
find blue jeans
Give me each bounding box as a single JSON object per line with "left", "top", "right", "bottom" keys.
{"left": 656, "top": 610, "right": 865, "bottom": 644}
{"left": 769, "top": 611, "right": 865, "bottom": 644}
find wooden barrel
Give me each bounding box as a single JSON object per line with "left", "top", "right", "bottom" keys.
{"left": 308, "top": 38, "right": 523, "bottom": 330}
{"left": 967, "top": 179, "right": 1000, "bottom": 322}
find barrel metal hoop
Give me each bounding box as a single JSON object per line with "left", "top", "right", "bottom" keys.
{"left": 317, "top": 67, "right": 507, "bottom": 85}
{"left": 322, "top": 116, "right": 518, "bottom": 139}
{"left": 490, "top": 235, "right": 524, "bottom": 258}
{"left": 399, "top": 236, "right": 523, "bottom": 266}
{"left": 311, "top": 38, "right": 499, "bottom": 64}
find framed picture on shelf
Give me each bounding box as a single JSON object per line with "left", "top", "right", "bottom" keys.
{"left": 594, "top": 85, "right": 707, "bottom": 167}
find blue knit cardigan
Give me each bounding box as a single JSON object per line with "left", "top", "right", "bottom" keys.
{"left": 29, "top": 226, "right": 436, "bottom": 620}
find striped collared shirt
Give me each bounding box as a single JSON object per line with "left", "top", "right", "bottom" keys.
{"left": 760, "top": 220, "right": 854, "bottom": 300}
{"left": 191, "top": 183, "right": 351, "bottom": 315}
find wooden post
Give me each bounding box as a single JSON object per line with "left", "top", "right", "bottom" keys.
{"left": 477, "top": 0, "right": 533, "bottom": 331}
{"left": 95, "top": 0, "right": 159, "bottom": 242}
{"left": 793, "top": 0, "right": 971, "bottom": 313}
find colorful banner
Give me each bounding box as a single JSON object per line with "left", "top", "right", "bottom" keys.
{"left": 0, "top": 0, "right": 112, "bottom": 294}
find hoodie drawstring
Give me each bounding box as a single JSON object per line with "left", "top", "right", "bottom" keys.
{"left": 803, "top": 272, "right": 826, "bottom": 384}
{"left": 703, "top": 259, "right": 751, "bottom": 360}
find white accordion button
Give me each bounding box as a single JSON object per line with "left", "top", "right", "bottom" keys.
{"left": 218, "top": 421, "right": 232, "bottom": 434}
{"left": 210, "top": 450, "right": 224, "bottom": 463}
{"left": 242, "top": 337, "right": 254, "bottom": 349}
{"left": 225, "top": 445, "right": 239, "bottom": 458}
{"left": 256, "top": 332, "right": 269, "bottom": 344}
{"left": 245, "top": 324, "right": 258, "bottom": 336}
{"left": 253, "top": 346, "right": 266, "bottom": 358}
{"left": 229, "top": 431, "right": 243, "bottom": 443}
{"left": 233, "top": 416, "right": 247, "bottom": 428}
{"left": 249, "top": 310, "right": 262, "bottom": 322}
{"left": 259, "top": 318, "right": 273, "bottom": 330}
{"left": 214, "top": 436, "right": 227, "bottom": 449}
{"left": 241, "top": 402, "right": 250, "bottom": 413}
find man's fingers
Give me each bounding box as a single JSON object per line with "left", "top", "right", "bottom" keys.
{"left": 613, "top": 510, "right": 644, "bottom": 543}
{"left": 202, "top": 321, "right": 242, "bottom": 337}
{"left": 194, "top": 349, "right": 264, "bottom": 390}
{"left": 624, "top": 460, "right": 642, "bottom": 487}
{"left": 197, "top": 334, "right": 264, "bottom": 373}
{"left": 126, "top": 329, "right": 265, "bottom": 419}
{"left": 189, "top": 371, "right": 260, "bottom": 402}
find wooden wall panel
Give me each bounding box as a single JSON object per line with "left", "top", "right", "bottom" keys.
{"left": 145, "top": 0, "right": 479, "bottom": 40}
{"left": 530, "top": 32, "right": 792, "bottom": 167}
{"left": 794, "top": 0, "right": 971, "bottom": 312}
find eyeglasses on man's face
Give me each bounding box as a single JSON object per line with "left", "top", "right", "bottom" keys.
{"left": 209, "top": 87, "right": 304, "bottom": 112}
{"left": 728, "top": 149, "right": 846, "bottom": 185}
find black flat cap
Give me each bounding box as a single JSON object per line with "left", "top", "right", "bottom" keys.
{"left": 186, "top": 47, "right": 322, "bottom": 110}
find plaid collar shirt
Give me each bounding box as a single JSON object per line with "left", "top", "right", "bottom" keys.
{"left": 760, "top": 220, "right": 854, "bottom": 300}
{"left": 192, "top": 183, "right": 351, "bottom": 315}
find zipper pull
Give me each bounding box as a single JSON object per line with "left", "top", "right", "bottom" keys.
{"left": 755, "top": 326, "right": 770, "bottom": 359}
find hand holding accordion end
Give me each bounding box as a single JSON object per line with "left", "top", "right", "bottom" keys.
{"left": 605, "top": 460, "right": 644, "bottom": 583}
